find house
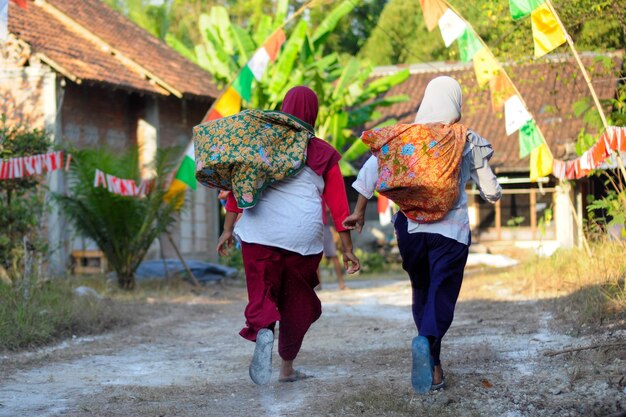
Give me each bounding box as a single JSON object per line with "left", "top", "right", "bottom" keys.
{"left": 363, "top": 52, "right": 624, "bottom": 249}
{"left": 1, "top": 0, "right": 221, "bottom": 274}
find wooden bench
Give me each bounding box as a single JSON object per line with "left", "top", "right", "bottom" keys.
{"left": 71, "top": 250, "right": 108, "bottom": 274}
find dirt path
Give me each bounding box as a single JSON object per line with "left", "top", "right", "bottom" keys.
{"left": 1, "top": 272, "right": 625, "bottom": 417}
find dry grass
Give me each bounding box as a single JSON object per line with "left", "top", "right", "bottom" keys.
{"left": 478, "top": 241, "right": 626, "bottom": 331}
{"left": 0, "top": 273, "right": 219, "bottom": 352}
{"left": 0, "top": 278, "right": 137, "bottom": 351}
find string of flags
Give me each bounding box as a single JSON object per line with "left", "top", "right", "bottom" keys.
{"left": 0, "top": 151, "right": 156, "bottom": 198}
{"left": 203, "top": 29, "right": 286, "bottom": 124}
{"left": 93, "top": 169, "right": 153, "bottom": 197}
{"left": 552, "top": 126, "right": 626, "bottom": 180}
{"left": 164, "top": 28, "right": 287, "bottom": 204}
{"left": 419, "top": 0, "right": 588, "bottom": 182}
{"left": 0, "top": 151, "right": 64, "bottom": 179}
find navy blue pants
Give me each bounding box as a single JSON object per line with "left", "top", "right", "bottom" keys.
{"left": 394, "top": 212, "right": 469, "bottom": 366}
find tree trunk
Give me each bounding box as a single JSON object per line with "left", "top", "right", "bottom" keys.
{"left": 116, "top": 271, "right": 135, "bottom": 290}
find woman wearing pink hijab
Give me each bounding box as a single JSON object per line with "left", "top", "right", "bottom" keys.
{"left": 217, "top": 86, "right": 360, "bottom": 385}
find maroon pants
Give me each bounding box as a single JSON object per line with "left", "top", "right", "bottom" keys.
{"left": 239, "top": 242, "right": 323, "bottom": 361}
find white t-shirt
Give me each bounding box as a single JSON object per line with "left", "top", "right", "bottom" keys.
{"left": 234, "top": 166, "right": 325, "bottom": 255}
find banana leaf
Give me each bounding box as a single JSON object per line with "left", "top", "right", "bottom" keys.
{"left": 311, "top": 0, "right": 358, "bottom": 49}
{"left": 268, "top": 20, "right": 308, "bottom": 98}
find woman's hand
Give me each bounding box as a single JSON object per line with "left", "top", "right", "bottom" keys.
{"left": 342, "top": 250, "right": 361, "bottom": 274}
{"left": 216, "top": 230, "right": 235, "bottom": 256}
{"left": 342, "top": 212, "right": 365, "bottom": 233}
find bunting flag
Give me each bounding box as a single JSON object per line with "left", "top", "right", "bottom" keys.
{"left": 11, "top": 0, "right": 27, "bottom": 8}
{"left": 167, "top": 28, "right": 287, "bottom": 204}
{"left": 0, "top": 151, "right": 63, "bottom": 180}
{"left": 377, "top": 194, "right": 392, "bottom": 226}
{"left": 419, "top": 0, "right": 448, "bottom": 32}
{"left": 504, "top": 95, "right": 532, "bottom": 135}
{"left": 489, "top": 72, "right": 516, "bottom": 111}
{"left": 93, "top": 169, "right": 151, "bottom": 197}
{"left": 530, "top": 143, "right": 553, "bottom": 181}
{"left": 438, "top": 8, "right": 466, "bottom": 47}
{"left": 508, "top": 0, "right": 544, "bottom": 20}
{"left": 552, "top": 127, "right": 626, "bottom": 180}
{"left": 457, "top": 28, "right": 482, "bottom": 63}
{"left": 531, "top": 2, "right": 566, "bottom": 58}
{"left": 473, "top": 47, "right": 500, "bottom": 87}
{"left": 203, "top": 28, "right": 286, "bottom": 123}
{"left": 418, "top": 0, "right": 578, "bottom": 180}
{"left": 518, "top": 120, "right": 544, "bottom": 158}
{"left": 163, "top": 142, "right": 196, "bottom": 205}
{"left": 1, "top": 0, "right": 7, "bottom": 42}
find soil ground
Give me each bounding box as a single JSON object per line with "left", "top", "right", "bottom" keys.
{"left": 1, "top": 267, "right": 625, "bottom": 417}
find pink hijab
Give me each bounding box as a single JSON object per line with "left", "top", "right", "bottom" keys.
{"left": 280, "top": 86, "right": 340, "bottom": 176}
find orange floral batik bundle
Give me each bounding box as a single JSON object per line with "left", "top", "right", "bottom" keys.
{"left": 361, "top": 123, "right": 468, "bottom": 223}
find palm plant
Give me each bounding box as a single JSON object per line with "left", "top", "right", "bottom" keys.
{"left": 55, "top": 147, "right": 181, "bottom": 290}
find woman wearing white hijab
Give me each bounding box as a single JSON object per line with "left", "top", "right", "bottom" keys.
{"left": 344, "top": 76, "right": 502, "bottom": 393}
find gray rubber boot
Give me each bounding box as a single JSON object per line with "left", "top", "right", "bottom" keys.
{"left": 249, "top": 328, "right": 274, "bottom": 385}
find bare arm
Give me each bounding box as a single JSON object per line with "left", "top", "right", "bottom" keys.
{"left": 337, "top": 230, "right": 360, "bottom": 274}
{"left": 216, "top": 211, "right": 238, "bottom": 256}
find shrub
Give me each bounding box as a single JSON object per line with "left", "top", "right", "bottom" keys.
{"left": 0, "top": 118, "right": 51, "bottom": 283}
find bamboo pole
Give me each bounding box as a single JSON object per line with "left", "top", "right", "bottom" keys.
{"left": 544, "top": 0, "right": 626, "bottom": 182}
{"left": 567, "top": 192, "right": 592, "bottom": 257}
{"left": 167, "top": 232, "right": 200, "bottom": 287}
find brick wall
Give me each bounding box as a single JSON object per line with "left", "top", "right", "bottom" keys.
{"left": 61, "top": 83, "right": 137, "bottom": 149}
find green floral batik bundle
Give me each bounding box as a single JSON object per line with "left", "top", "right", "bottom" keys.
{"left": 194, "top": 109, "right": 314, "bottom": 208}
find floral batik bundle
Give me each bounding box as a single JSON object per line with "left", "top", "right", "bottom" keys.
{"left": 361, "top": 123, "right": 467, "bottom": 223}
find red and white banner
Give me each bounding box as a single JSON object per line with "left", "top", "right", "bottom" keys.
{"left": 93, "top": 169, "right": 152, "bottom": 197}
{"left": 0, "top": 151, "right": 64, "bottom": 180}
{"left": 552, "top": 126, "right": 626, "bottom": 180}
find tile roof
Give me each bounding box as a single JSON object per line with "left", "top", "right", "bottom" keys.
{"left": 368, "top": 53, "right": 623, "bottom": 171}
{"left": 8, "top": 0, "right": 219, "bottom": 99}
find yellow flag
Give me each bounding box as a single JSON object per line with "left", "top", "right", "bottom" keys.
{"left": 531, "top": 3, "right": 566, "bottom": 58}
{"left": 214, "top": 86, "right": 242, "bottom": 117}
{"left": 530, "top": 143, "right": 553, "bottom": 181}
{"left": 473, "top": 47, "right": 500, "bottom": 87}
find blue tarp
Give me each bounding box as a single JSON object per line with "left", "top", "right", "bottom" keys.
{"left": 135, "top": 259, "right": 239, "bottom": 283}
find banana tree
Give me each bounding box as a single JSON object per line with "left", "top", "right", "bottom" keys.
{"left": 186, "top": 0, "right": 409, "bottom": 173}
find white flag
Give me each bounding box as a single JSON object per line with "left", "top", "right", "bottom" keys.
{"left": 247, "top": 48, "right": 271, "bottom": 82}
{"left": 504, "top": 95, "right": 532, "bottom": 135}
{"left": 438, "top": 8, "right": 466, "bottom": 47}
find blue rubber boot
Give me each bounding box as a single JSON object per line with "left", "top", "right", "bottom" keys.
{"left": 411, "top": 335, "right": 433, "bottom": 394}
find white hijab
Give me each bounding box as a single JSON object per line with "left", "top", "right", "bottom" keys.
{"left": 414, "top": 76, "right": 462, "bottom": 124}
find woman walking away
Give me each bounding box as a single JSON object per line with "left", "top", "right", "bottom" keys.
{"left": 217, "top": 86, "right": 361, "bottom": 385}
{"left": 343, "top": 76, "right": 501, "bottom": 394}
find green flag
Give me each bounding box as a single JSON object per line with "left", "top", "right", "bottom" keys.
{"left": 232, "top": 65, "right": 254, "bottom": 102}
{"left": 509, "top": 0, "right": 545, "bottom": 20}
{"left": 519, "top": 120, "right": 543, "bottom": 158}
{"left": 457, "top": 28, "right": 483, "bottom": 63}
